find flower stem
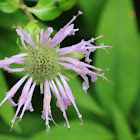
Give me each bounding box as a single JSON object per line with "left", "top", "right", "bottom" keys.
{"left": 19, "top": 0, "right": 35, "bottom": 20}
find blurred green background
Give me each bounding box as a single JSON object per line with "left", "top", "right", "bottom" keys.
{"left": 0, "top": 0, "right": 140, "bottom": 140}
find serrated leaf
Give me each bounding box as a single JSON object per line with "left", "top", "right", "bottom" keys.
{"left": 0, "top": 0, "right": 19, "bottom": 13}
{"left": 27, "top": 0, "right": 77, "bottom": 21}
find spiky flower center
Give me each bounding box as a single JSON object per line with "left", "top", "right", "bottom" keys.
{"left": 24, "top": 46, "right": 61, "bottom": 84}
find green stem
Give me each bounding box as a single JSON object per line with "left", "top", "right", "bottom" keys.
{"left": 19, "top": 0, "right": 35, "bottom": 20}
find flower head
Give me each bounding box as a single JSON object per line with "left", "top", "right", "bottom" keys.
{"left": 0, "top": 11, "right": 112, "bottom": 133}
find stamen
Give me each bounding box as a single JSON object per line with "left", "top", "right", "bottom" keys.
{"left": 102, "top": 33, "right": 105, "bottom": 38}
{"left": 46, "top": 125, "right": 50, "bottom": 134}
{"left": 105, "top": 78, "right": 108, "bottom": 82}
{"left": 96, "top": 72, "right": 100, "bottom": 74}
{"left": 79, "top": 123, "right": 84, "bottom": 126}
{"left": 20, "top": 38, "right": 27, "bottom": 50}
{"left": 40, "top": 83, "right": 44, "bottom": 94}
{"left": 16, "top": 118, "right": 21, "bottom": 125}
{"left": 103, "top": 77, "right": 114, "bottom": 84}
{"left": 99, "top": 68, "right": 109, "bottom": 71}
{"left": 50, "top": 114, "right": 66, "bottom": 128}
{"left": 36, "top": 35, "right": 40, "bottom": 46}
{"left": 94, "top": 34, "right": 104, "bottom": 40}
{"left": 66, "top": 11, "right": 83, "bottom": 27}
{"left": 11, "top": 25, "right": 16, "bottom": 30}
{"left": 100, "top": 43, "right": 110, "bottom": 54}
{"left": 78, "top": 11, "right": 83, "bottom": 15}
{"left": 79, "top": 116, "right": 84, "bottom": 125}
{"left": 69, "top": 128, "right": 71, "bottom": 132}
{"left": 68, "top": 11, "right": 82, "bottom": 25}
{"left": 10, "top": 125, "right": 13, "bottom": 132}
{"left": 107, "top": 78, "right": 114, "bottom": 84}
{"left": 40, "top": 29, "right": 44, "bottom": 45}
{"left": 102, "top": 47, "right": 109, "bottom": 53}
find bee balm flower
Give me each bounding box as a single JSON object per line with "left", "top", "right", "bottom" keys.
{"left": 0, "top": 11, "right": 111, "bottom": 133}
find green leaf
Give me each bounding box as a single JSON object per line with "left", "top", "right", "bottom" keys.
{"left": 0, "top": 0, "right": 19, "bottom": 13}
{"left": 94, "top": 0, "right": 140, "bottom": 116}
{"left": 133, "top": 117, "right": 140, "bottom": 139}
{"left": 0, "top": 10, "right": 29, "bottom": 29}
{"left": 63, "top": 52, "right": 85, "bottom": 60}
{"left": 110, "top": 103, "right": 134, "bottom": 140}
{"left": 24, "top": 0, "right": 38, "bottom": 1}
{"left": 0, "top": 10, "right": 30, "bottom": 78}
{"left": 30, "top": 120, "right": 114, "bottom": 140}
{"left": 0, "top": 70, "right": 21, "bottom": 133}
{"left": 19, "top": 114, "right": 45, "bottom": 136}
{"left": 0, "top": 10, "right": 30, "bottom": 58}
{"left": 27, "top": 0, "right": 77, "bottom": 21}
{"left": 62, "top": 69, "right": 78, "bottom": 79}
{"left": 0, "top": 135, "right": 24, "bottom": 140}
{"left": 24, "top": 20, "right": 40, "bottom": 37}
{"left": 78, "top": 0, "right": 105, "bottom": 34}
{"left": 67, "top": 77, "right": 105, "bottom": 117}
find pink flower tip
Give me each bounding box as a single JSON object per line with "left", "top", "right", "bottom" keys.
{"left": 46, "top": 130, "right": 50, "bottom": 134}
{"left": 48, "top": 27, "right": 53, "bottom": 32}
{"left": 102, "top": 33, "right": 105, "bottom": 38}
{"left": 105, "top": 78, "right": 108, "bottom": 82}
{"left": 79, "top": 123, "right": 84, "bottom": 126}
{"left": 78, "top": 11, "right": 83, "bottom": 15}
{"left": 10, "top": 126, "right": 13, "bottom": 132}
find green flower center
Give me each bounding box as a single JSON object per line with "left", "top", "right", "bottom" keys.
{"left": 24, "top": 46, "right": 61, "bottom": 84}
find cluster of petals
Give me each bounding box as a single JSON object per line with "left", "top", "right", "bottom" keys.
{"left": 0, "top": 11, "right": 111, "bottom": 132}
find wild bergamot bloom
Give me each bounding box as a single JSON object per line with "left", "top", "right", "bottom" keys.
{"left": 0, "top": 11, "right": 112, "bottom": 133}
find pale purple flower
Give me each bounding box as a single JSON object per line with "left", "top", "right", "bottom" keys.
{"left": 0, "top": 11, "right": 112, "bottom": 133}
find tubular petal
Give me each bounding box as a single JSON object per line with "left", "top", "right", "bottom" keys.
{"left": 3, "top": 66, "right": 25, "bottom": 73}
{"left": 42, "top": 27, "right": 53, "bottom": 47}
{"left": 19, "top": 82, "right": 36, "bottom": 120}
{"left": 51, "top": 81, "right": 70, "bottom": 128}
{"left": 0, "top": 75, "right": 28, "bottom": 107}
{"left": 59, "top": 74, "right": 83, "bottom": 122}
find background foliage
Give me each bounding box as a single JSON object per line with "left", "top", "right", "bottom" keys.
{"left": 0, "top": 0, "right": 140, "bottom": 140}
